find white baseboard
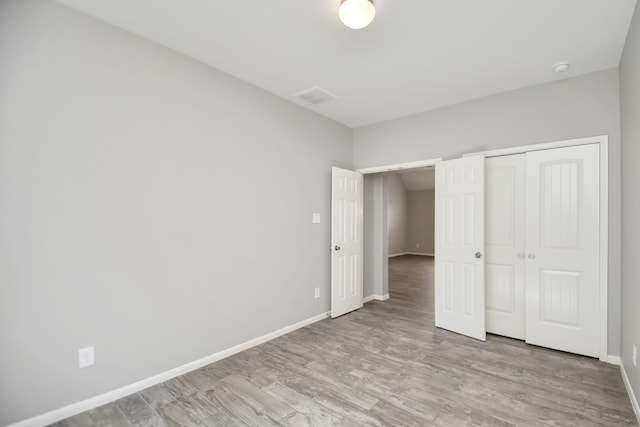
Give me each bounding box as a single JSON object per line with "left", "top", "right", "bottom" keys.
{"left": 363, "top": 294, "right": 390, "bottom": 303}
{"left": 607, "top": 355, "right": 621, "bottom": 365}
{"left": 389, "top": 252, "right": 434, "bottom": 258}
{"left": 8, "top": 311, "right": 331, "bottom": 427}
{"left": 621, "top": 362, "right": 640, "bottom": 424}
{"left": 388, "top": 252, "right": 407, "bottom": 258}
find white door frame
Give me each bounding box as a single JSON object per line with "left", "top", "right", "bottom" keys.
{"left": 357, "top": 158, "right": 443, "bottom": 174}
{"left": 358, "top": 134, "right": 609, "bottom": 362}
{"left": 357, "top": 158, "right": 442, "bottom": 305}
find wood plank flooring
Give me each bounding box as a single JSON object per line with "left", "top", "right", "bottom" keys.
{"left": 50, "top": 255, "right": 637, "bottom": 426}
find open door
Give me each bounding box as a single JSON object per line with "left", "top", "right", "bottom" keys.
{"left": 434, "top": 155, "right": 486, "bottom": 340}
{"left": 331, "top": 167, "right": 363, "bottom": 318}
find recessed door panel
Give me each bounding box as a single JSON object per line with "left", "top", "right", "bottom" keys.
{"left": 540, "top": 161, "right": 580, "bottom": 249}
{"left": 486, "top": 168, "right": 516, "bottom": 247}
{"left": 539, "top": 270, "right": 580, "bottom": 327}
{"left": 463, "top": 195, "right": 476, "bottom": 246}
{"left": 486, "top": 264, "right": 515, "bottom": 313}
{"left": 464, "top": 263, "right": 476, "bottom": 316}
{"left": 443, "top": 196, "right": 454, "bottom": 246}
{"left": 443, "top": 261, "right": 455, "bottom": 312}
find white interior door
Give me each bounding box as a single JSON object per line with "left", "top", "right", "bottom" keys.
{"left": 331, "top": 167, "right": 363, "bottom": 318}
{"left": 434, "top": 155, "right": 486, "bottom": 341}
{"left": 525, "top": 144, "right": 600, "bottom": 357}
{"left": 485, "top": 154, "right": 526, "bottom": 340}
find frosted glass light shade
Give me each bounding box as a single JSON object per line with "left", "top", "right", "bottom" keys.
{"left": 339, "top": 0, "right": 376, "bottom": 30}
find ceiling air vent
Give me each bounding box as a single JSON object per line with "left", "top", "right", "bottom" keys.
{"left": 295, "top": 87, "right": 337, "bottom": 105}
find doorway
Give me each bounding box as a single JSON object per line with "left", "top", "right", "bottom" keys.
{"left": 357, "top": 135, "right": 609, "bottom": 361}
{"left": 360, "top": 159, "right": 440, "bottom": 302}
{"left": 387, "top": 168, "right": 435, "bottom": 258}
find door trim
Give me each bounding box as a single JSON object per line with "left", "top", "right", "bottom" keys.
{"left": 466, "top": 135, "right": 609, "bottom": 362}
{"left": 357, "top": 157, "right": 441, "bottom": 304}
{"left": 463, "top": 135, "right": 606, "bottom": 158}
{"left": 356, "top": 157, "right": 442, "bottom": 174}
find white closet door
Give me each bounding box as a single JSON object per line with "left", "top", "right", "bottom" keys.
{"left": 485, "top": 155, "right": 526, "bottom": 340}
{"left": 525, "top": 144, "right": 600, "bottom": 357}
{"left": 434, "top": 155, "right": 486, "bottom": 341}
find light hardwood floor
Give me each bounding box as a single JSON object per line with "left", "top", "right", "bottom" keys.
{"left": 51, "top": 255, "right": 637, "bottom": 426}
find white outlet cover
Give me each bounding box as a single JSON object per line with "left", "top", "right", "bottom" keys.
{"left": 633, "top": 344, "right": 637, "bottom": 367}
{"left": 312, "top": 213, "right": 320, "bottom": 224}
{"left": 314, "top": 288, "right": 320, "bottom": 298}
{"left": 79, "top": 346, "right": 95, "bottom": 368}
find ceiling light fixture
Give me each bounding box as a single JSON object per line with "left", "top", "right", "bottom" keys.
{"left": 339, "top": 0, "right": 376, "bottom": 30}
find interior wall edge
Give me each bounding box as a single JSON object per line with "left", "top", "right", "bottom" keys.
{"left": 620, "top": 362, "right": 640, "bottom": 424}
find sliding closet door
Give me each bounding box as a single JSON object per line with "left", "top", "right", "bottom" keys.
{"left": 485, "top": 155, "right": 526, "bottom": 340}
{"left": 525, "top": 144, "right": 600, "bottom": 357}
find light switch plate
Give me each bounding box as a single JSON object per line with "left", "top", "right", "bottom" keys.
{"left": 79, "top": 346, "right": 95, "bottom": 368}
{"left": 312, "top": 213, "right": 320, "bottom": 224}
{"left": 314, "top": 288, "right": 320, "bottom": 299}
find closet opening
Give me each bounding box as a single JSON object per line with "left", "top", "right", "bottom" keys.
{"left": 359, "top": 135, "right": 609, "bottom": 361}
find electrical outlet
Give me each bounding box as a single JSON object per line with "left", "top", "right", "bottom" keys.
{"left": 314, "top": 288, "right": 320, "bottom": 299}
{"left": 416, "top": 243, "right": 420, "bottom": 248}
{"left": 633, "top": 344, "right": 637, "bottom": 367}
{"left": 78, "top": 346, "right": 95, "bottom": 368}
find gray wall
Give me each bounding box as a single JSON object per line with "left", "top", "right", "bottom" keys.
{"left": 363, "top": 174, "right": 388, "bottom": 298}
{"left": 405, "top": 190, "right": 435, "bottom": 255}
{"left": 620, "top": 1, "right": 640, "bottom": 411}
{"left": 386, "top": 172, "right": 407, "bottom": 256}
{"left": 354, "top": 68, "right": 622, "bottom": 357}
{"left": 0, "top": 1, "right": 352, "bottom": 424}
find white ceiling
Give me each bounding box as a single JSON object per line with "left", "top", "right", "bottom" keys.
{"left": 55, "top": 0, "right": 637, "bottom": 128}
{"left": 396, "top": 168, "right": 435, "bottom": 191}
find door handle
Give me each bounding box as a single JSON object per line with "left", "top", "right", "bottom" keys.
{"left": 517, "top": 252, "right": 525, "bottom": 259}
{"left": 334, "top": 245, "right": 341, "bottom": 251}
{"left": 528, "top": 253, "right": 536, "bottom": 260}
{"left": 475, "top": 252, "right": 482, "bottom": 259}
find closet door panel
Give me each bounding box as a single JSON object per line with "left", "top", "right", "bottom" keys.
{"left": 485, "top": 154, "right": 526, "bottom": 340}
{"left": 435, "top": 155, "right": 486, "bottom": 341}
{"left": 525, "top": 144, "right": 600, "bottom": 357}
